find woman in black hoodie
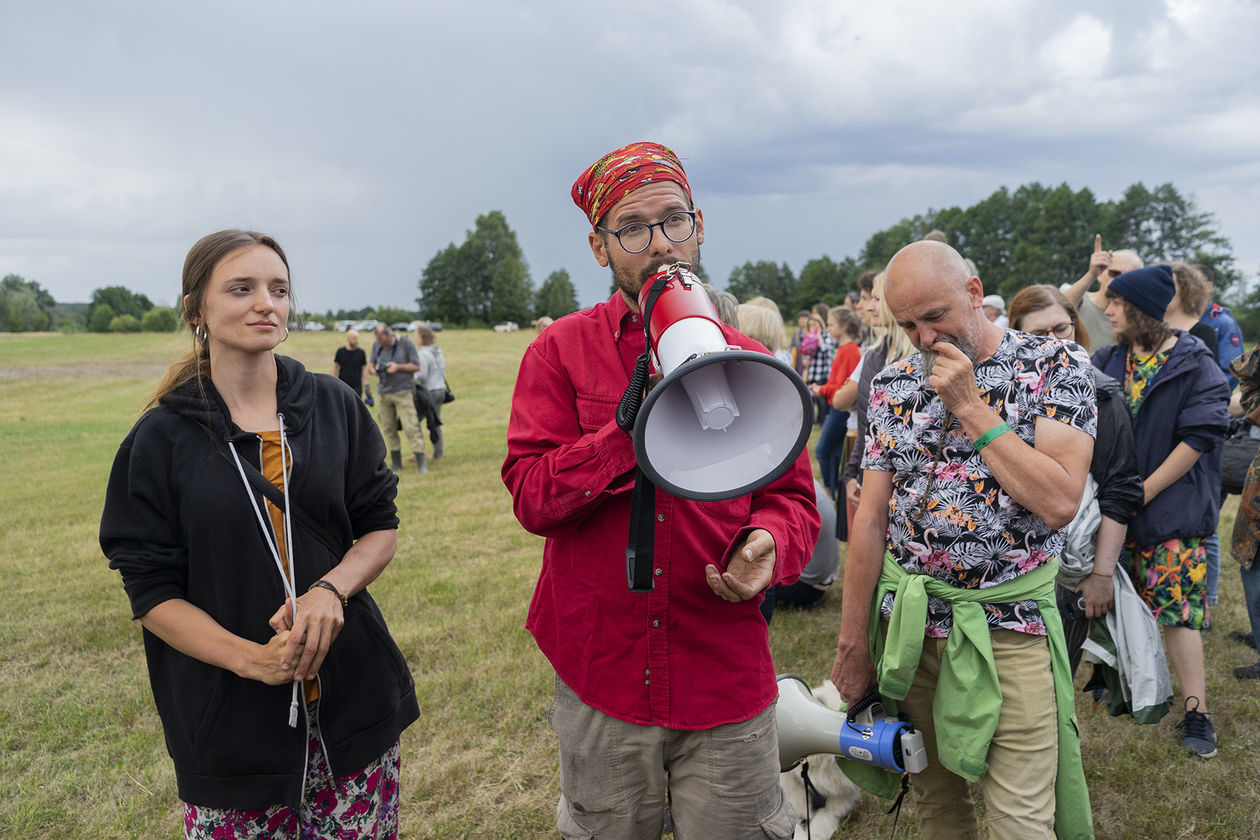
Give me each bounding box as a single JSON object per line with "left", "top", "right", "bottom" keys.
{"left": 101, "top": 230, "right": 418, "bottom": 838}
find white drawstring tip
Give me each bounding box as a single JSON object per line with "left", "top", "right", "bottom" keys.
{"left": 288, "top": 696, "right": 300, "bottom": 728}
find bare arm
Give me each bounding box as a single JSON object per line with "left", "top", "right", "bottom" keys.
{"left": 831, "top": 378, "right": 858, "bottom": 412}
{"left": 269, "top": 529, "right": 397, "bottom": 681}
{"left": 1076, "top": 514, "right": 1125, "bottom": 617}
{"left": 1063, "top": 234, "right": 1110, "bottom": 307}
{"left": 830, "top": 469, "right": 892, "bottom": 706}
{"left": 140, "top": 599, "right": 299, "bottom": 686}
{"left": 1141, "top": 441, "right": 1204, "bottom": 505}
{"left": 931, "top": 341, "right": 1093, "bottom": 528}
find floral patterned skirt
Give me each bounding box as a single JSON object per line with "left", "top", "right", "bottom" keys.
{"left": 1125, "top": 536, "right": 1208, "bottom": 629}
{"left": 184, "top": 703, "right": 401, "bottom": 840}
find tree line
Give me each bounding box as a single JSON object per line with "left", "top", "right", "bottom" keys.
{"left": 725, "top": 181, "right": 1245, "bottom": 322}
{"left": 3, "top": 181, "right": 1252, "bottom": 336}
{"left": 413, "top": 180, "right": 1253, "bottom": 338}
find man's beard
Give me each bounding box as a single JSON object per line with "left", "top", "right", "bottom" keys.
{"left": 608, "top": 248, "right": 702, "bottom": 302}
{"left": 919, "top": 333, "right": 976, "bottom": 381}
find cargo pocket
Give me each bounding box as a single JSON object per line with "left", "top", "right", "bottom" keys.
{"left": 758, "top": 788, "right": 798, "bottom": 839}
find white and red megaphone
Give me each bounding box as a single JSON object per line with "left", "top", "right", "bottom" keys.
{"left": 628, "top": 263, "right": 813, "bottom": 501}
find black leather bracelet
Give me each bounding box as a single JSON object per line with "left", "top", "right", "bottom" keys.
{"left": 309, "top": 579, "right": 348, "bottom": 607}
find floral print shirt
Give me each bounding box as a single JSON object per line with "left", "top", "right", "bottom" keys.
{"left": 863, "top": 329, "right": 1098, "bottom": 637}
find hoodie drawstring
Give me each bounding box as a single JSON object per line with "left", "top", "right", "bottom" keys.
{"left": 229, "top": 415, "right": 301, "bottom": 728}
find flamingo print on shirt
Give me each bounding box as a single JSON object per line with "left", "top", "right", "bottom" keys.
{"left": 864, "top": 329, "right": 1097, "bottom": 638}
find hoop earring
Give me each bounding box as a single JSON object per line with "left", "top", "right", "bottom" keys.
{"left": 281, "top": 327, "right": 290, "bottom": 342}
{"left": 195, "top": 324, "right": 207, "bottom": 343}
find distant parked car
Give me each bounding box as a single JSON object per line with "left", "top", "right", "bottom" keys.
{"left": 304, "top": 321, "right": 327, "bottom": 331}
{"left": 351, "top": 320, "right": 382, "bottom": 332}
{"left": 428, "top": 321, "right": 443, "bottom": 332}
{"left": 390, "top": 322, "right": 412, "bottom": 332}
{"left": 493, "top": 321, "right": 519, "bottom": 333}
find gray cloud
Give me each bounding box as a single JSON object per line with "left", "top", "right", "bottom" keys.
{"left": 1, "top": 0, "right": 1257, "bottom": 313}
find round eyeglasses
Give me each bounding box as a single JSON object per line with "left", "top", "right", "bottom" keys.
{"left": 1025, "top": 322, "right": 1074, "bottom": 339}
{"left": 597, "top": 211, "right": 697, "bottom": 254}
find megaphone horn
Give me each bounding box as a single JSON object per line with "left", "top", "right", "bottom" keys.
{"left": 775, "top": 675, "right": 928, "bottom": 774}
{"left": 632, "top": 264, "right": 813, "bottom": 502}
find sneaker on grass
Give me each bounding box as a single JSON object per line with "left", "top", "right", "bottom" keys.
{"left": 1228, "top": 630, "right": 1257, "bottom": 649}
{"left": 1234, "top": 662, "right": 1260, "bottom": 680}
{"left": 1175, "top": 697, "right": 1217, "bottom": 758}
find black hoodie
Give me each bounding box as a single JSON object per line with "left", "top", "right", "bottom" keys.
{"left": 100, "top": 354, "right": 418, "bottom": 809}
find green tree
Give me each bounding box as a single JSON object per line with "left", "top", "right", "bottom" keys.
{"left": 535, "top": 269, "right": 579, "bottom": 319}
{"left": 0, "top": 285, "right": 50, "bottom": 331}
{"left": 109, "top": 314, "right": 142, "bottom": 333}
{"left": 418, "top": 211, "right": 532, "bottom": 326}
{"left": 89, "top": 303, "right": 117, "bottom": 332}
{"left": 1107, "top": 183, "right": 1240, "bottom": 296}
{"left": 91, "top": 286, "right": 153, "bottom": 321}
{"left": 373, "top": 306, "right": 413, "bottom": 326}
{"left": 724, "top": 261, "right": 797, "bottom": 318}
{"left": 418, "top": 243, "right": 469, "bottom": 325}
{"left": 1, "top": 274, "right": 56, "bottom": 330}
{"left": 490, "top": 256, "right": 534, "bottom": 324}
{"left": 857, "top": 180, "right": 1239, "bottom": 303}
{"left": 794, "top": 256, "right": 852, "bottom": 313}
{"left": 141, "top": 307, "right": 179, "bottom": 332}
{"left": 328, "top": 307, "right": 374, "bottom": 321}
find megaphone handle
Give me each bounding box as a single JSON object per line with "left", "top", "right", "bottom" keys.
{"left": 847, "top": 691, "right": 882, "bottom": 722}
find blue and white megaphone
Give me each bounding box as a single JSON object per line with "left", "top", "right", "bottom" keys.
{"left": 776, "top": 674, "right": 927, "bottom": 774}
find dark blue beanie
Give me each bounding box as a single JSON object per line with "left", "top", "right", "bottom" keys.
{"left": 1108, "top": 264, "right": 1175, "bottom": 320}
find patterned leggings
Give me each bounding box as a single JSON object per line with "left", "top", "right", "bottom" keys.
{"left": 183, "top": 705, "right": 401, "bottom": 840}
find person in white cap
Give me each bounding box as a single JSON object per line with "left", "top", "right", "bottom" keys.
{"left": 982, "top": 294, "right": 1008, "bottom": 328}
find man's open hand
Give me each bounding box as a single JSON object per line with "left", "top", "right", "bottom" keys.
{"left": 705, "top": 528, "right": 777, "bottom": 602}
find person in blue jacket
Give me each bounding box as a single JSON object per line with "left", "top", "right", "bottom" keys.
{"left": 1092, "top": 264, "right": 1230, "bottom": 759}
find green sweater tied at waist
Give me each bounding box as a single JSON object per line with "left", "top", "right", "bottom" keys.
{"left": 840, "top": 552, "right": 1093, "bottom": 840}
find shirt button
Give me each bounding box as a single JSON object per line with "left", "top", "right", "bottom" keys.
{"left": 652, "top": 620, "right": 660, "bottom": 627}
{"left": 654, "top": 568, "right": 663, "bottom": 576}
{"left": 584, "top": 490, "right": 591, "bottom": 497}
{"left": 644, "top": 668, "right": 651, "bottom": 676}
{"left": 657, "top": 513, "right": 665, "bottom": 522}
{"left": 644, "top": 679, "right": 651, "bottom": 685}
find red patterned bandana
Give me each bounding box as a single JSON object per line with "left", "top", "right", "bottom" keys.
{"left": 571, "top": 142, "right": 692, "bottom": 229}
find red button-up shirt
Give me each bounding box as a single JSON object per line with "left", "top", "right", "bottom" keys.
{"left": 502, "top": 292, "right": 820, "bottom": 730}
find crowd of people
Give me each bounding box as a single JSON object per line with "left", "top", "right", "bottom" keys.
{"left": 98, "top": 141, "right": 1258, "bottom": 839}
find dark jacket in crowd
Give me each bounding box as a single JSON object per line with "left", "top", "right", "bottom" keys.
{"left": 1089, "top": 367, "right": 1145, "bottom": 525}
{"left": 1093, "top": 332, "right": 1230, "bottom": 546}
{"left": 100, "top": 354, "right": 418, "bottom": 809}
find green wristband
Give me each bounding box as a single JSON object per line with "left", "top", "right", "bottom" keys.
{"left": 973, "top": 422, "right": 1012, "bottom": 451}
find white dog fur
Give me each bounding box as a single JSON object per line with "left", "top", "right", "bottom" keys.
{"left": 778, "top": 679, "right": 864, "bottom": 839}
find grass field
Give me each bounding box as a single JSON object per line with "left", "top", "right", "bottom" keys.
{"left": 1, "top": 330, "right": 1258, "bottom": 839}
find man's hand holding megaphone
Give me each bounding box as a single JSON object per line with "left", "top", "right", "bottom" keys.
{"left": 705, "top": 528, "right": 776, "bottom": 602}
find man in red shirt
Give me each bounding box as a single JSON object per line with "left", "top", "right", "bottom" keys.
{"left": 502, "top": 142, "right": 819, "bottom": 838}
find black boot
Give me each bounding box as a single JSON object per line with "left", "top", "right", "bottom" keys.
{"left": 433, "top": 429, "right": 443, "bottom": 459}
{"left": 390, "top": 450, "right": 403, "bottom": 471}
{"left": 417, "top": 454, "right": 429, "bottom": 474}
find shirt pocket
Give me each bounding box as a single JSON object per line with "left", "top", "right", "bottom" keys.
{"left": 697, "top": 494, "right": 752, "bottom": 523}
{"left": 576, "top": 393, "right": 619, "bottom": 434}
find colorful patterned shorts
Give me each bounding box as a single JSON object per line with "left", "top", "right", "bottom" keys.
{"left": 184, "top": 703, "right": 401, "bottom": 840}
{"left": 1124, "top": 536, "right": 1208, "bottom": 629}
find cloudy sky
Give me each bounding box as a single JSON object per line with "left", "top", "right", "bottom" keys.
{"left": 3, "top": 0, "right": 1258, "bottom": 314}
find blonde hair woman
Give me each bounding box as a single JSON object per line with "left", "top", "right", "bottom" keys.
{"left": 836, "top": 272, "right": 917, "bottom": 535}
